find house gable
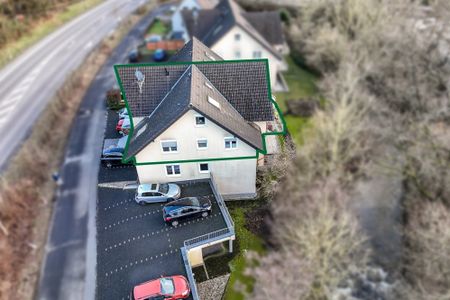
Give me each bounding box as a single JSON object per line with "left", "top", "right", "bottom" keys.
{"left": 181, "top": 0, "right": 283, "bottom": 60}
{"left": 134, "top": 109, "right": 257, "bottom": 164}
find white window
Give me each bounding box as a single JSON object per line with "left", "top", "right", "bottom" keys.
{"left": 253, "top": 51, "right": 262, "bottom": 58}
{"left": 195, "top": 115, "right": 206, "bottom": 126}
{"left": 224, "top": 137, "right": 238, "bottom": 149}
{"left": 166, "top": 165, "right": 181, "bottom": 176}
{"left": 235, "top": 51, "right": 241, "bottom": 58}
{"left": 161, "top": 140, "right": 178, "bottom": 153}
{"left": 197, "top": 139, "right": 208, "bottom": 149}
{"left": 199, "top": 163, "right": 209, "bottom": 173}
{"left": 235, "top": 33, "right": 241, "bottom": 41}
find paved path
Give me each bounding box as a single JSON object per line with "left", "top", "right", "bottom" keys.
{"left": 36, "top": 4, "right": 171, "bottom": 300}
{"left": 0, "top": 0, "right": 149, "bottom": 171}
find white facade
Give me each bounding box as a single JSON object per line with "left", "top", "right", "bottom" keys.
{"left": 134, "top": 110, "right": 259, "bottom": 199}
{"left": 210, "top": 26, "right": 287, "bottom": 90}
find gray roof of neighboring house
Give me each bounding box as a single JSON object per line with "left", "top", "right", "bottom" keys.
{"left": 181, "top": 0, "right": 283, "bottom": 60}
{"left": 126, "top": 65, "right": 263, "bottom": 159}
{"left": 243, "top": 11, "right": 285, "bottom": 45}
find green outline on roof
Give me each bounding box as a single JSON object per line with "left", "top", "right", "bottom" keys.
{"left": 113, "top": 58, "right": 286, "bottom": 165}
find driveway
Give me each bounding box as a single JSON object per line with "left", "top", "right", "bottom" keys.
{"left": 97, "top": 165, "right": 227, "bottom": 299}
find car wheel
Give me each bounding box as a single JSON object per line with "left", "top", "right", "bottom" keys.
{"left": 171, "top": 220, "right": 179, "bottom": 227}
{"left": 138, "top": 201, "right": 145, "bottom": 206}
{"left": 201, "top": 211, "right": 209, "bottom": 218}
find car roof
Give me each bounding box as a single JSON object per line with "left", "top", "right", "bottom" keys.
{"left": 138, "top": 183, "right": 159, "bottom": 193}
{"left": 165, "top": 196, "right": 211, "bottom": 207}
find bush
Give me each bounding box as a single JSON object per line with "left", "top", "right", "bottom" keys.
{"left": 105, "top": 88, "right": 124, "bottom": 110}
{"left": 285, "top": 98, "right": 319, "bottom": 117}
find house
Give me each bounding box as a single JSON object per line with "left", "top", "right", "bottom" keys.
{"left": 177, "top": 0, "right": 289, "bottom": 91}
{"left": 171, "top": 0, "right": 218, "bottom": 38}
{"left": 114, "top": 38, "right": 285, "bottom": 199}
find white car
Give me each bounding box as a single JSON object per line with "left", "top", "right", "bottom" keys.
{"left": 135, "top": 183, "right": 181, "bottom": 205}
{"left": 118, "top": 108, "right": 129, "bottom": 119}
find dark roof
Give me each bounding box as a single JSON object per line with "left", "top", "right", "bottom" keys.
{"left": 125, "top": 65, "right": 263, "bottom": 159}
{"left": 181, "top": 0, "right": 283, "bottom": 60}
{"left": 170, "top": 37, "right": 223, "bottom": 62}
{"left": 243, "top": 11, "right": 285, "bottom": 45}
{"left": 116, "top": 39, "right": 273, "bottom": 120}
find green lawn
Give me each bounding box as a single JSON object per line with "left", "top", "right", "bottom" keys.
{"left": 275, "top": 56, "right": 318, "bottom": 145}
{"left": 0, "top": 0, "right": 103, "bottom": 68}
{"left": 223, "top": 202, "right": 265, "bottom": 300}
{"left": 146, "top": 19, "right": 170, "bottom": 36}
{"left": 275, "top": 56, "right": 318, "bottom": 113}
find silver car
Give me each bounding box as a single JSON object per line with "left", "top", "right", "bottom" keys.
{"left": 135, "top": 183, "right": 181, "bottom": 205}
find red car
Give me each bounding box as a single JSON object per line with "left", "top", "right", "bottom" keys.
{"left": 131, "top": 275, "right": 190, "bottom": 300}
{"left": 116, "top": 119, "right": 124, "bottom": 132}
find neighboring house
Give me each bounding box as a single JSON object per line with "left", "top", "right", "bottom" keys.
{"left": 171, "top": 0, "right": 218, "bottom": 39}
{"left": 178, "top": 0, "right": 289, "bottom": 91}
{"left": 114, "top": 38, "right": 285, "bottom": 199}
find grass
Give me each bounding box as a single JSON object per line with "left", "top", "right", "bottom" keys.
{"left": 275, "top": 55, "right": 318, "bottom": 145}
{"left": 275, "top": 55, "right": 318, "bottom": 113}
{"left": 223, "top": 202, "right": 265, "bottom": 300}
{"left": 146, "top": 18, "right": 170, "bottom": 36}
{"left": 0, "top": 0, "right": 103, "bottom": 68}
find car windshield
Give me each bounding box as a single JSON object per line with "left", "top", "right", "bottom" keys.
{"left": 160, "top": 278, "right": 175, "bottom": 295}
{"left": 158, "top": 184, "right": 169, "bottom": 194}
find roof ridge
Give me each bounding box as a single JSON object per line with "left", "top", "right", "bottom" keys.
{"left": 144, "top": 65, "right": 192, "bottom": 121}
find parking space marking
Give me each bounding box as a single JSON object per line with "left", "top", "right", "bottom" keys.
{"left": 103, "top": 208, "right": 163, "bottom": 231}
{"left": 103, "top": 197, "right": 134, "bottom": 211}
{"left": 103, "top": 248, "right": 181, "bottom": 277}
{"left": 103, "top": 213, "right": 220, "bottom": 252}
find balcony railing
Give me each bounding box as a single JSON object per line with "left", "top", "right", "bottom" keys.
{"left": 180, "top": 173, "right": 235, "bottom": 300}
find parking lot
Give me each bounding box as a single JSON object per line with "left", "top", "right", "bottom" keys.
{"left": 96, "top": 111, "right": 227, "bottom": 299}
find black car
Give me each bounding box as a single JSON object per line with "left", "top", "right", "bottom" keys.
{"left": 163, "top": 197, "right": 212, "bottom": 227}
{"left": 101, "top": 147, "right": 132, "bottom": 168}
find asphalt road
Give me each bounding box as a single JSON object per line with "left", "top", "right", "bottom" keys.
{"left": 0, "top": 0, "right": 151, "bottom": 171}
{"left": 36, "top": 4, "right": 172, "bottom": 300}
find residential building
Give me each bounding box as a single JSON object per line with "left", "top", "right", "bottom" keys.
{"left": 171, "top": 0, "right": 218, "bottom": 38}
{"left": 114, "top": 38, "right": 284, "bottom": 199}
{"left": 178, "top": 0, "right": 289, "bottom": 91}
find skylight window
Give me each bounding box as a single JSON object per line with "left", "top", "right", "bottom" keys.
{"left": 204, "top": 52, "right": 216, "bottom": 61}
{"left": 213, "top": 25, "right": 223, "bottom": 36}
{"left": 135, "top": 124, "right": 147, "bottom": 138}
{"left": 208, "top": 96, "right": 221, "bottom": 110}
{"left": 205, "top": 82, "right": 213, "bottom": 90}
